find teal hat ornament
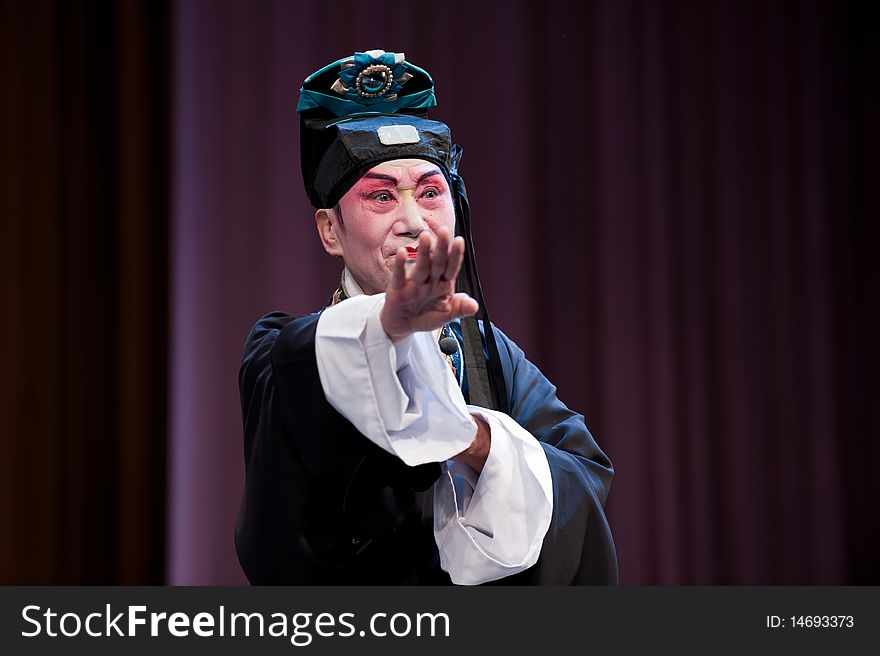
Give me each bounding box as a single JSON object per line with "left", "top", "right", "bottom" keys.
{"left": 297, "top": 49, "right": 437, "bottom": 118}
{"left": 297, "top": 50, "right": 508, "bottom": 413}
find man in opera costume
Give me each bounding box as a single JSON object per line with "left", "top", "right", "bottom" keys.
{"left": 235, "top": 50, "right": 618, "bottom": 585}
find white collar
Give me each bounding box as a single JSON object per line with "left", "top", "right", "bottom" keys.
{"left": 341, "top": 267, "right": 365, "bottom": 298}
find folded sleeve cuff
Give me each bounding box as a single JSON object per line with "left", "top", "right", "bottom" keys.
{"left": 433, "top": 407, "right": 554, "bottom": 585}
{"left": 315, "top": 294, "right": 477, "bottom": 466}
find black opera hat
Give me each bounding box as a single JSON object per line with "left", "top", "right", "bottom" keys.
{"left": 298, "top": 49, "right": 457, "bottom": 210}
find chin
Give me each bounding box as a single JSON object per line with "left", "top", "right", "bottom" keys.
{"left": 360, "top": 274, "right": 389, "bottom": 296}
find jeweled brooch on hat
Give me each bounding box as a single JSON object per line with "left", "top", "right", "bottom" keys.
{"left": 331, "top": 49, "right": 413, "bottom": 102}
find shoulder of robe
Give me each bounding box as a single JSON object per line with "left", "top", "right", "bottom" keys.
{"left": 241, "top": 311, "right": 322, "bottom": 365}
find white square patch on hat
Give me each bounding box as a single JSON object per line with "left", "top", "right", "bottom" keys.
{"left": 377, "top": 125, "right": 420, "bottom": 146}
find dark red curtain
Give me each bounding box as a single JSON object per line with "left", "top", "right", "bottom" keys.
{"left": 0, "top": 0, "right": 169, "bottom": 583}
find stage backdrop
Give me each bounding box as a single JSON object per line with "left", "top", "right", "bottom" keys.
{"left": 1, "top": 0, "right": 170, "bottom": 585}
{"left": 168, "top": 0, "right": 878, "bottom": 584}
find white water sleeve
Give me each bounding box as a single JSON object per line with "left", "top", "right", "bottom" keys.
{"left": 315, "top": 293, "right": 477, "bottom": 465}
{"left": 434, "top": 407, "right": 553, "bottom": 584}
{"left": 315, "top": 293, "right": 553, "bottom": 584}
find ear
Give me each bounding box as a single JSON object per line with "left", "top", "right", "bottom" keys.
{"left": 315, "top": 208, "right": 344, "bottom": 257}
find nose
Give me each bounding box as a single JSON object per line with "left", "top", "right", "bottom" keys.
{"left": 394, "top": 194, "right": 425, "bottom": 237}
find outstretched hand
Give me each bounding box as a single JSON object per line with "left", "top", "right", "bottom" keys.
{"left": 380, "top": 227, "right": 478, "bottom": 342}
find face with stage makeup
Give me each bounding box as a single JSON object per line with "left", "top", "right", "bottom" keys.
{"left": 315, "top": 158, "right": 456, "bottom": 295}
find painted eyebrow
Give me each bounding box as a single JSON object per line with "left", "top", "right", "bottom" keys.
{"left": 416, "top": 170, "right": 443, "bottom": 185}
{"left": 362, "top": 172, "right": 398, "bottom": 184}
{"left": 361, "top": 169, "right": 443, "bottom": 186}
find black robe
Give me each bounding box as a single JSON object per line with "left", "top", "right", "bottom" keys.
{"left": 235, "top": 311, "right": 618, "bottom": 584}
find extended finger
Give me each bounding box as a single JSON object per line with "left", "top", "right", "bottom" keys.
{"left": 431, "top": 227, "right": 451, "bottom": 281}
{"left": 412, "top": 231, "right": 433, "bottom": 283}
{"left": 444, "top": 235, "right": 466, "bottom": 283}
{"left": 390, "top": 247, "right": 407, "bottom": 290}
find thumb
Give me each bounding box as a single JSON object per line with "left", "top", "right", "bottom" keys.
{"left": 450, "top": 293, "right": 479, "bottom": 318}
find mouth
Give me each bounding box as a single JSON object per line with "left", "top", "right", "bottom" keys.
{"left": 405, "top": 246, "right": 418, "bottom": 260}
